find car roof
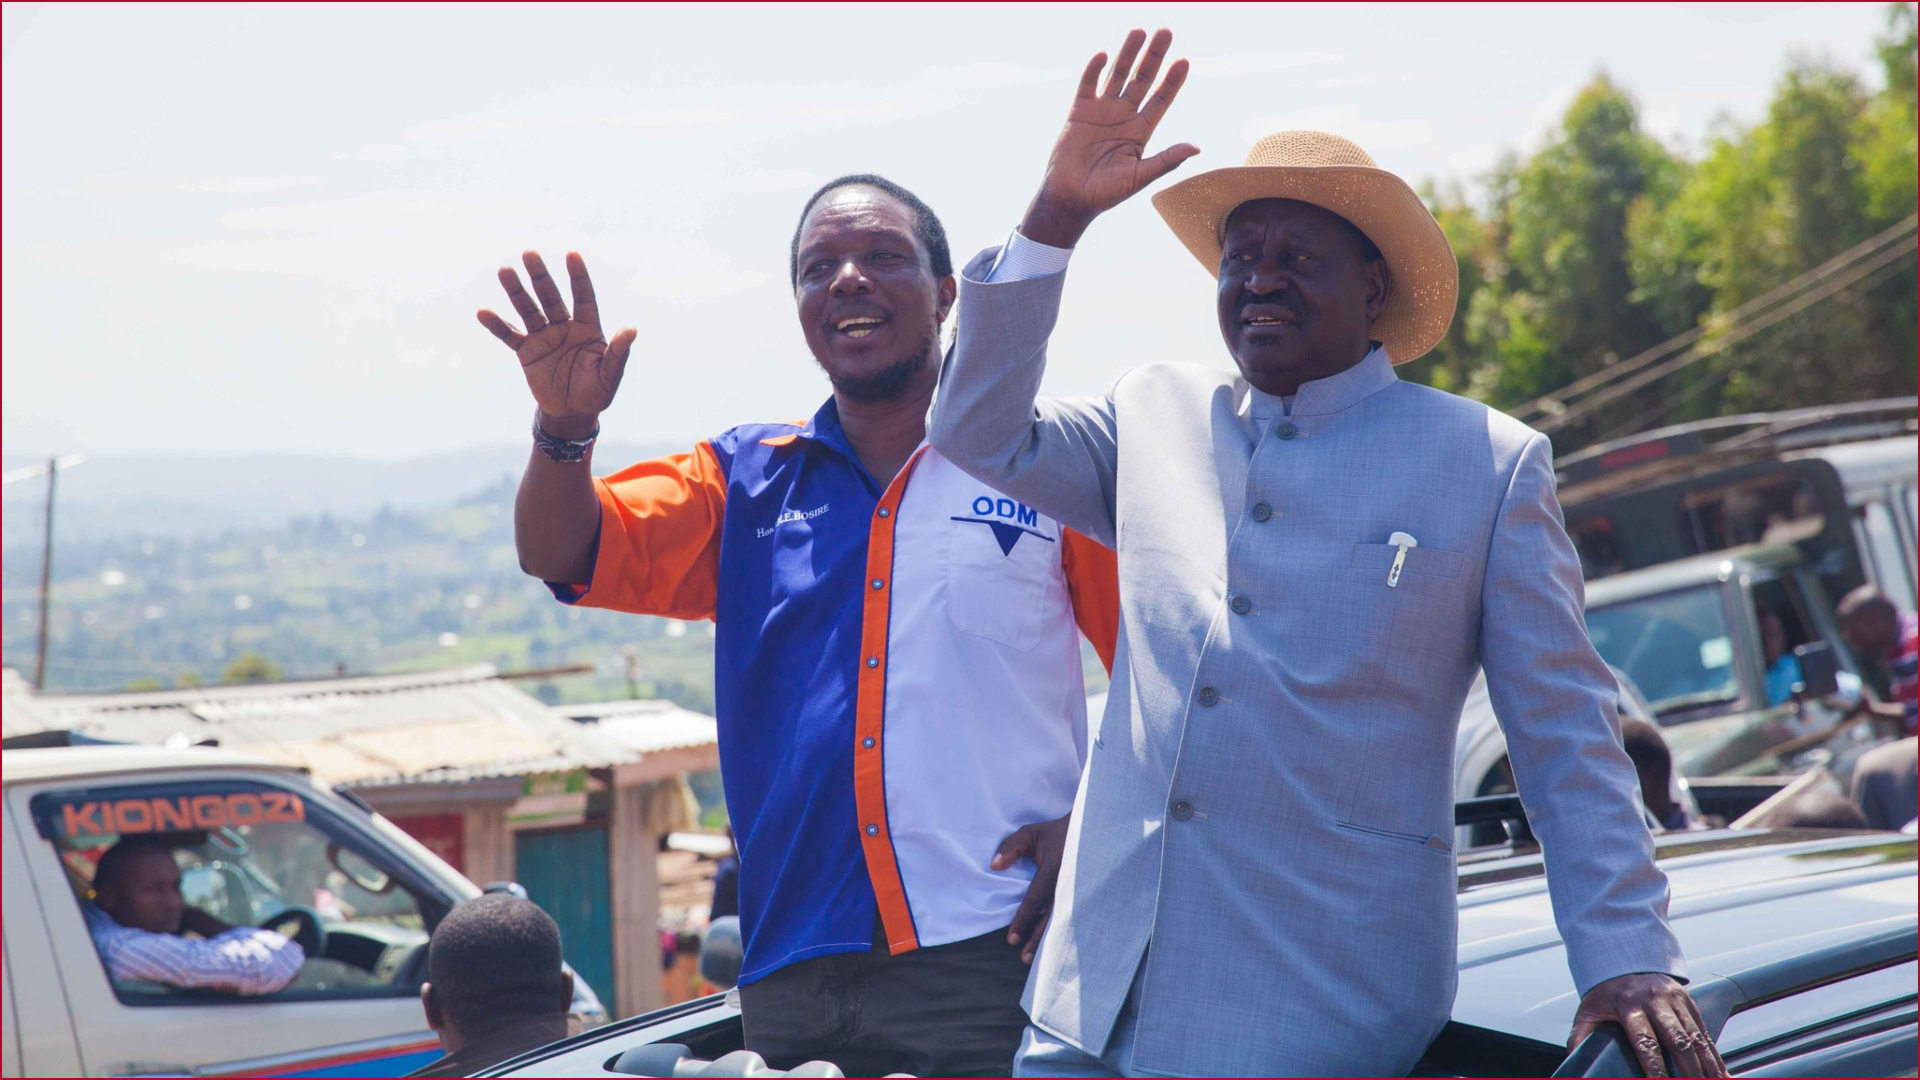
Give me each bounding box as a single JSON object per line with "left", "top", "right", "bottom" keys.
{"left": 491, "top": 828, "right": 1916, "bottom": 1076}
{"left": 1789, "top": 436, "right": 1918, "bottom": 492}
{"left": 0, "top": 744, "right": 302, "bottom": 785}
{"left": 1583, "top": 542, "right": 1804, "bottom": 605}
{"left": 1450, "top": 828, "right": 1915, "bottom": 1045}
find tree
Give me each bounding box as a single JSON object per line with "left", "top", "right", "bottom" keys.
{"left": 220, "top": 652, "right": 283, "bottom": 685}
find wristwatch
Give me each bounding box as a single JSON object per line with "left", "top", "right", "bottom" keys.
{"left": 532, "top": 411, "right": 599, "bottom": 463}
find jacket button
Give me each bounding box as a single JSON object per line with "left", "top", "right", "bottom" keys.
{"left": 866, "top": 656, "right": 879, "bottom": 668}
{"left": 871, "top": 579, "right": 885, "bottom": 590}
{"left": 1171, "top": 800, "right": 1194, "bottom": 821}
{"left": 1230, "top": 595, "right": 1253, "bottom": 615}
{"left": 877, "top": 507, "right": 890, "bottom": 518}
{"left": 1275, "top": 421, "right": 1299, "bottom": 440}
{"left": 863, "top": 736, "right": 876, "bottom": 749}
{"left": 865, "top": 824, "right": 879, "bottom": 836}
{"left": 1251, "top": 502, "right": 1273, "bottom": 522}
{"left": 1198, "top": 687, "right": 1219, "bottom": 707}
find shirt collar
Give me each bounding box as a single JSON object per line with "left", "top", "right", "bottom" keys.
{"left": 1244, "top": 343, "right": 1397, "bottom": 419}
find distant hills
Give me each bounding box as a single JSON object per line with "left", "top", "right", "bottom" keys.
{"left": 1, "top": 441, "right": 683, "bottom": 546}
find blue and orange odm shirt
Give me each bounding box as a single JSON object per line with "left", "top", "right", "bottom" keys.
{"left": 551, "top": 398, "right": 1116, "bottom": 984}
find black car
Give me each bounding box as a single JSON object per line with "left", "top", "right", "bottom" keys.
{"left": 482, "top": 800, "right": 1918, "bottom": 1078}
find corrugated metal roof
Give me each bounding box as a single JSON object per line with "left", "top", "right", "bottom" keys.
{"left": 562, "top": 699, "right": 719, "bottom": 756}
{"left": 5, "top": 664, "right": 639, "bottom": 788}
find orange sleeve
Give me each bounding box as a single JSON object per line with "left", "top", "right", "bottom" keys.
{"left": 1061, "top": 528, "right": 1119, "bottom": 674}
{"left": 560, "top": 442, "right": 726, "bottom": 620}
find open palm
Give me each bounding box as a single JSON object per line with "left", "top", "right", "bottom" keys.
{"left": 478, "top": 251, "right": 636, "bottom": 423}
{"left": 1034, "top": 29, "right": 1198, "bottom": 229}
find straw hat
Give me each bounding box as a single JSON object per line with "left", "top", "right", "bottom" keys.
{"left": 1150, "top": 131, "right": 1458, "bottom": 363}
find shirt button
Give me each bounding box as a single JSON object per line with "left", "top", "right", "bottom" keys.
{"left": 871, "top": 579, "right": 885, "bottom": 590}
{"left": 1198, "top": 687, "right": 1219, "bottom": 707}
{"left": 866, "top": 656, "right": 879, "bottom": 668}
{"left": 865, "top": 824, "right": 879, "bottom": 836}
{"left": 877, "top": 507, "right": 890, "bottom": 518}
{"left": 1171, "top": 800, "right": 1194, "bottom": 821}
{"left": 1230, "top": 595, "right": 1253, "bottom": 615}
{"left": 1275, "top": 421, "right": 1299, "bottom": 440}
{"left": 1251, "top": 502, "right": 1273, "bottom": 522}
{"left": 863, "top": 736, "right": 876, "bottom": 749}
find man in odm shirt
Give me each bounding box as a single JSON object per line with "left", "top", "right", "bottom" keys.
{"left": 479, "top": 175, "right": 1115, "bottom": 1077}
{"left": 85, "top": 837, "right": 304, "bottom": 995}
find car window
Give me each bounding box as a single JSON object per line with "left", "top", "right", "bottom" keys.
{"left": 32, "top": 779, "right": 434, "bottom": 1005}
{"left": 1587, "top": 585, "right": 1743, "bottom": 720}
{"left": 1858, "top": 499, "right": 1916, "bottom": 613}
{"left": 1677, "top": 474, "right": 1825, "bottom": 555}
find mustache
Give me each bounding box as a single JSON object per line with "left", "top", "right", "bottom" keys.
{"left": 1236, "top": 295, "right": 1303, "bottom": 320}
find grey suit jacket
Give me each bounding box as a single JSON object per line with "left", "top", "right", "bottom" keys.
{"left": 930, "top": 248, "right": 1686, "bottom": 1077}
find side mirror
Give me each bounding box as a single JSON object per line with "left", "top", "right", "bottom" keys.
{"left": 1793, "top": 641, "right": 1840, "bottom": 699}
{"left": 326, "top": 843, "right": 394, "bottom": 895}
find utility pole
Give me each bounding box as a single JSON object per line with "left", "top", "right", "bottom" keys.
{"left": 35, "top": 457, "right": 57, "bottom": 690}
{"left": 4, "top": 453, "right": 88, "bottom": 690}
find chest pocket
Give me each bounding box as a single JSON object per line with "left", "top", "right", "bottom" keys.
{"left": 945, "top": 515, "right": 1062, "bottom": 652}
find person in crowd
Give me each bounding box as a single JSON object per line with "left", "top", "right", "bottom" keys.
{"left": 1622, "top": 718, "right": 1697, "bottom": 831}
{"left": 930, "top": 29, "right": 1723, "bottom": 1077}
{"left": 1837, "top": 586, "right": 1918, "bottom": 737}
{"left": 1768, "top": 789, "right": 1870, "bottom": 830}
{"left": 710, "top": 826, "right": 740, "bottom": 922}
{"left": 408, "top": 894, "right": 573, "bottom": 1078}
{"left": 1850, "top": 736, "right": 1919, "bottom": 832}
{"left": 1760, "top": 609, "right": 1803, "bottom": 707}
{"left": 479, "top": 175, "right": 1117, "bottom": 1077}
{"left": 84, "top": 837, "right": 304, "bottom": 995}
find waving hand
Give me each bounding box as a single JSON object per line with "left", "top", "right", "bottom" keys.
{"left": 1021, "top": 28, "right": 1199, "bottom": 248}
{"left": 478, "top": 251, "right": 636, "bottom": 435}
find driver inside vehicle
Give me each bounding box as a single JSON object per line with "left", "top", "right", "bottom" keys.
{"left": 84, "top": 836, "right": 305, "bottom": 995}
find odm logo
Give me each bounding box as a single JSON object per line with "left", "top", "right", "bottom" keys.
{"left": 951, "top": 496, "right": 1055, "bottom": 556}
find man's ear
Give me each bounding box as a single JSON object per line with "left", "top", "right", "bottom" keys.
{"left": 421, "top": 981, "right": 443, "bottom": 1031}
{"left": 1364, "top": 259, "right": 1390, "bottom": 324}
{"left": 558, "top": 970, "right": 575, "bottom": 1013}
{"left": 936, "top": 275, "right": 958, "bottom": 324}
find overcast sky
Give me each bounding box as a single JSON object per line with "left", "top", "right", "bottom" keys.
{"left": 2, "top": 3, "right": 1899, "bottom": 460}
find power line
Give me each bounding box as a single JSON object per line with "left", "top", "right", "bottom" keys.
{"left": 1533, "top": 225, "right": 1919, "bottom": 435}
{"left": 1514, "top": 214, "right": 1920, "bottom": 427}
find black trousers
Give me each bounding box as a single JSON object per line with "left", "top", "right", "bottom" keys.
{"left": 740, "top": 923, "right": 1032, "bottom": 1078}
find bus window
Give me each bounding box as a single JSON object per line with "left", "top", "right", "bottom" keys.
{"left": 1858, "top": 499, "right": 1916, "bottom": 613}
{"left": 1676, "top": 474, "right": 1824, "bottom": 556}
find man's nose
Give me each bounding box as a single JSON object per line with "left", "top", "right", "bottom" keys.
{"left": 1245, "top": 258, "right": 1294, "bottom": 296}
{"left": 829, "top": 261, "right": 872, "bottom": 296}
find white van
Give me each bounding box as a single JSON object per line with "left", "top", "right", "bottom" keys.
{"left": 2, "top": 744, "right": 600, "bottom": 1077}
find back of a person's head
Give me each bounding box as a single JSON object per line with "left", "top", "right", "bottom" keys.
{"left": 1620, "top": 717, "right": 1673, "bottom": 782}
{"left": 93, "top": 836, "right": 170, "bottom": 896}
{"left": 428, "top": 893, "right": 568, "bottom": 1031}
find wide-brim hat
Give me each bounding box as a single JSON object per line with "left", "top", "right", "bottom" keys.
{"left": 1151, "top": 130, "right": 1458, "bottom": 363}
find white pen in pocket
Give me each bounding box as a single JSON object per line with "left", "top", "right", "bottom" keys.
{"left": 1387, "top": 532, "right": 1418, "bottom": 588}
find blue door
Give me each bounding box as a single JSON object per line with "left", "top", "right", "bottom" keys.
{"left": 515, "top": 826, "right": 615, "bottom": 1009}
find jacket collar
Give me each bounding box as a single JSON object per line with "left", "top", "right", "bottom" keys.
{"left": 1244, "top": 343, "right": 1397, "bottom": 419}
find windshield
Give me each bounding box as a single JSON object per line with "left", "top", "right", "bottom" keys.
{"left": 1586, "top": 585, "right": 1743, "bottom": 719}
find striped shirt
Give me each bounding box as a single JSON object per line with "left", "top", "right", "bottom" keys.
{"left": 84, "top": 904, "right": 305, "bottom": 995}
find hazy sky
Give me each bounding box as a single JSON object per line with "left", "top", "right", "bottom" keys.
{"left": 2, "top": 3, "right": 1899, "bottom": 460}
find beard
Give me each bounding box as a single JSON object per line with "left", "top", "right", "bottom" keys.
{"left": 823, "top": 333, "right": 935, "bottom": 403}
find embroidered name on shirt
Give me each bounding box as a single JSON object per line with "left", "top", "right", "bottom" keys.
{"left": 759, "top": 503, "right": 829, "bottom": 538}
{"left": 952, "top": 496, "right": 1056, "bottom": 556}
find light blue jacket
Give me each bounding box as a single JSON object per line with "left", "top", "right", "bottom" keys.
{"left": 930, "top": 248, "right": 1686, "bottom": 1077}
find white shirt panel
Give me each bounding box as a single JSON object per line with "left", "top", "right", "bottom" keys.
{"left": 884, "top": 448, "right": 1089, "bottom": 945}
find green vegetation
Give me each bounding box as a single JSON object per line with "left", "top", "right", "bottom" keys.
{"left": 1409, "top": 4, "right": 1917, "bottom": 449}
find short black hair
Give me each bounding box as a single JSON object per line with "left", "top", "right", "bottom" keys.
{"left": 1620, "top": 717, "right": 1672, "bottom": 786}
{"left": 789, "top": 174, "right": 952, "bottom": 287}
{"left": 93, "top": 837, "right": 172, "bottom": 895}
{"left": 428, "top": 894, "right": 568, "bottom": 1030}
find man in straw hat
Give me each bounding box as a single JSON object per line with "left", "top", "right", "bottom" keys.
{"left": 931, "top": 28, "right": 1725, "bottom": 1078}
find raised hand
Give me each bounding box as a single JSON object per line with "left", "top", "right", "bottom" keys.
{"left": 478, "top": 252, "right": 636, "bottom": 435}
{"left": 1021, "top": 28, "right": 1199, "bottom": 249}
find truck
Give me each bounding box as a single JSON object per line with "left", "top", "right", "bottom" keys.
{"left": 2, "top": 743, "right": 605, "bottom": 1077}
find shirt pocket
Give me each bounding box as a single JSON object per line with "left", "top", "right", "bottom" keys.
{"left": 945, "top": 516, "right": 1059, "bottom": 652}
